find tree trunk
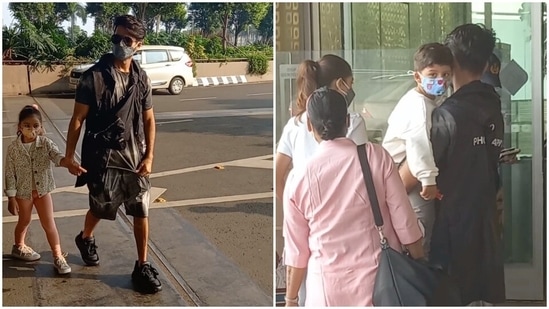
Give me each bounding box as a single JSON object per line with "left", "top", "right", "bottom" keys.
{"left": 234, "top": 30, "right": 239, "bottom": 47}
{"left": 222, "top": 11, "right": 230, "bottom": 52}
{"left": 70, "top": 14, "right": 75, "bottom": 41}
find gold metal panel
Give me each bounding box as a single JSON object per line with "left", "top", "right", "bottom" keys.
{"left": 275, "top": 3, "right": 301, "bottom": 52}
{"left": 319, "top": 3, "right": 343, "bottom": 51}
{"left": 380, "top": 3, "right": 410, "bottom": 70}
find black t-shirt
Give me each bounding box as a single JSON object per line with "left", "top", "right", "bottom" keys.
{"left": 75, "top": 65, "right": 153, "bottom": 171}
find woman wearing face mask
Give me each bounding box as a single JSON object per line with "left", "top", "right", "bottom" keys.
{"left": 283, "top": 88, "right": 424, "bottom": 306}
{"left": 275, "top": 54, "right": 368, "bottom": 306}
{"left": 382, "top": 43, "right": 453, "bottom": 256}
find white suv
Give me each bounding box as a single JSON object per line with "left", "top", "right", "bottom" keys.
{"left": 69, "top": 45, "right": 195, "bottom": 95}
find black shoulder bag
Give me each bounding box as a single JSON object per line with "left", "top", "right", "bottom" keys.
{"left": 85, "top": 70, "right": 136, "bottom": 150}
{"left": 357, "top": 144, "right": 460, "bottom": 306}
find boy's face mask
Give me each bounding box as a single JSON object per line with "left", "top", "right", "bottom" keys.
{"left": 419, "top": 74, "right": 447, "bottom": 96}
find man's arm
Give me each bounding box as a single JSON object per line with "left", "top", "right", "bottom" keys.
{"left": 142, "top": 108, "right": 156, "bottom": 160}
{"left": 66, "top": 102, "right": 90, "bottom": 160}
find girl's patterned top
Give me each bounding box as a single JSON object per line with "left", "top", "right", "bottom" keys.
{"left": 4, "top": 135, "right": 64, "bottom": 200}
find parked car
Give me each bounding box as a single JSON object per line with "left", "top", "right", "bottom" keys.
{"left": 69, "top": 45, "right": 195, "bottom": 95}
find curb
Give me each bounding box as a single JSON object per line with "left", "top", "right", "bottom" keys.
{"left": 191, "top": 75, "right": 248, "bottom": 87}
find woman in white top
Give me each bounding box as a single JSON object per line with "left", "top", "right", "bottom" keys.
{"left": 275, "top": 54, "right": 368, "bottom": 306}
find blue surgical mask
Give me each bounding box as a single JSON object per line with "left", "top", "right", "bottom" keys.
{"left": 112, "top": 42, "right": 135, "bottom": 60}
{"left": 420, "top": 75, "right": 447, "bottom": 96}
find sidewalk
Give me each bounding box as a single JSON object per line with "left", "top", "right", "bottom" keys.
{"left": 2, "top": 96, "right": 273, "bottom": 306}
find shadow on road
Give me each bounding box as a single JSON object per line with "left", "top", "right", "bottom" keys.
{"left": 3, "top": 253, "right": 133, "bottom": 291}
{"left": 187, "top": 202, "right": 273, "bottom": 218}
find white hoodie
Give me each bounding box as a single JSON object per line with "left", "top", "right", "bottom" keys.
{"left": 382, "top": 88, "right": 441, "bottom": 186}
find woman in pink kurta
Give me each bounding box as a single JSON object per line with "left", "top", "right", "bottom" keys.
{"left": 283, "top": 88, "right": 424, "bottom": 307}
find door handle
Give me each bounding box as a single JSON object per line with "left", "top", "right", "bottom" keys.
{"left": 165, "top": 64, "right": 171, "bottom": 66}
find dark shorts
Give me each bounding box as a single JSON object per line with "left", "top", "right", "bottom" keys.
{"left": 87, "top": 168, "right": 151, "bottom": 220}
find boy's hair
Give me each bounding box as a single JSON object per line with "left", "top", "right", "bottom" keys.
{"left": 113, "top": 15, "right": 146, "bottom": 41}
{"left": 414, "top": 43, "right": 454, "bottom": 71}
{"left": 444, "top": 23, "right": 496, "bottom": 75}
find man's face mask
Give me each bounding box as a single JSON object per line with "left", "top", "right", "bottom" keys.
{"left": 419, "top": 74, "right": 447, "bottom": 96}
{"left": 339, "top": 79, "right": 355, "bottom": 106}
{"left": 111, "top": 34, "right": 136, "bottom": 60}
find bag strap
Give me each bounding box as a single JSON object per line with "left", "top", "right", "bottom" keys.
{"left": 92, "top": 69, "right": 136, "bottom": 117}
{"left": 357, "top": 144, "right": 388, "bottom": 245}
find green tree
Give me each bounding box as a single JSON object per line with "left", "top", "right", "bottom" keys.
{"left": 257, "top": 4, "right": 273, "bottom": 45}
{"left": 55, "top": 3, "right": 88, "bottom": 42}
{"left": 230, "top": 3, "right": 269, "bottom": 46}
{"left": 189, "top": 3, "right": 238, "bottom": 51}
{"left": 136, "top": 3, "right": 187, "bottom": 34}
{"left": 87, "top": 2, "right": 131, "bottom": 32}
{"left": 189, "top": 3, "right": 222, "bottom": 37}
{"left": 8, "top": 3, "right": 59, "bottom": 25}
{"left": 161, "top": 3, "right": 188, "bottom": 34}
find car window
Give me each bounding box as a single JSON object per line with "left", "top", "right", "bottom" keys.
{"left": 133, "top": 50, "right": 142, "bottom": 64}
{"left": 169, "top": 50, "right": 184, "bottom": 62}
{"left": 144, "top": 50, "right": 169, "bottom": 64}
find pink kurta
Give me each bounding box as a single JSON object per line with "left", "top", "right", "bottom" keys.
{"left": 283, "top": 138, "right": 423, "bottom": 306}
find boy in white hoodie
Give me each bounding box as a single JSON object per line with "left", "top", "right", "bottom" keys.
{"left": 382, "top": 42, "right": 453, "bottom": 255}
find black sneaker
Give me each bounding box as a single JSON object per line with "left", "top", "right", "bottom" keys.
{"left": 132, "top": 261, "right": 162, "bottom": 294}
{"left": 75, "top": 231, "right": 100, "bottom": 266}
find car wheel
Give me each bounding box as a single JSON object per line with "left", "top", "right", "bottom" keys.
{"left": 168, "top": 77, "right": 185, "bottom": 95}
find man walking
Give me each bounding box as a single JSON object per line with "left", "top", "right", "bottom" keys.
{"left": 429, "top": 24, "right": 505, "bottom": 305}
{"left": 65, "top": 14, "right": 161, "bottom": 293}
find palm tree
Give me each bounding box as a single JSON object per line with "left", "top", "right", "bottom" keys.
{"left": 67, "top": 2, "right": 87, "bottom": 41}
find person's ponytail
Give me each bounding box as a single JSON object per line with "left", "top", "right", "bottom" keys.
{"left": 295, "top": 60, "right": 320, "bottom": 121}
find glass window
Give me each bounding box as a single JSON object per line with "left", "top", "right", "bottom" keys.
{"left": 169, "top": 50, "right": 184, "bottom": 62}
{"left": 145, "top": 50, "right": 169, "bottom": 64}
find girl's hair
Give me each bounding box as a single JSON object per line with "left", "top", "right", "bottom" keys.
{"left": 295, "top": 54, "right": 353, "bottom": 120}
{"left": 307, "top": 88, "right": 348, "bottom": 141}
{"left": 17, "top": 104, "right": 42, "bottom": 135}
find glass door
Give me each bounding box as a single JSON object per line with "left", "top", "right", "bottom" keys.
{"left": 473, "top": 2, "right": 545, "bottom": 300}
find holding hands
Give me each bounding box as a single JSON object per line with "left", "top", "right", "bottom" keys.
{"left": 60, "top": 157, "right": 87, "bottom": 176}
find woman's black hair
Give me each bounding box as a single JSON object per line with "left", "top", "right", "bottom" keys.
{"left": 17, "top": 105, "right": 42, "bottom": 135}
{"left": 307, "top": 87, "right": 348, "bottom": 141}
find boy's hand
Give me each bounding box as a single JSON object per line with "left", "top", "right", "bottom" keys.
{"left": 420, "top": 185, "right": 438, "bottom": 200}
{"left": 8, "top": 198, "right": 18, "bottom": 216}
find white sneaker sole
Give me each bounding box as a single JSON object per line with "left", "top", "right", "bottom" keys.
{"left": 56, "top": 267, "right": 72, "bottom": 275}
{"left": 11, "top": 254, "right": 41, "bottom": 262}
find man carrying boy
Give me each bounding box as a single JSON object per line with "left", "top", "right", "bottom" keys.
{"left": 429, "top": 24, "right": 505, "bottom": 305}
{"left": 382, "top": 42, "right": 453, "bottom": 256}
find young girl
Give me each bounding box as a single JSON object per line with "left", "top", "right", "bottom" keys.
{"left": 4, "top": 104, "right": 86, "bottom": 274}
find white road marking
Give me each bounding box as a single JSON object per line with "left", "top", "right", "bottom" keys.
{"left": 2, "top": 192, "right": 272, "bottom": 223}
{"left": 150, "top": 154, "right": 273, "bottom": 178}
{"left": 2, "top": 155, "right": 273, "bottom": 202}
{"left": 179, "top": 96, "right": 217, "bottom": 102}
{"left": 157, "top": 119, "right": 194, "bottom": 125}
{"left": 247, "top": 92, "right": 273, "bottom": 96}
